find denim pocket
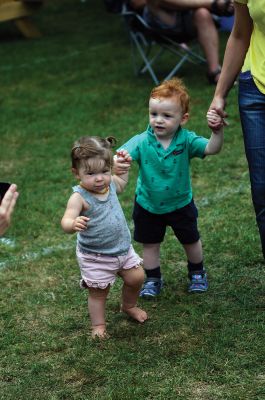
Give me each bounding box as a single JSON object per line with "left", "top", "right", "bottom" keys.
{"left": 239, "top": 70, "right": 252, "bottom": 81}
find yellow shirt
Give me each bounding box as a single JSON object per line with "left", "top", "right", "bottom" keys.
{"left": 235, "top": 0, "right": 265, "bottom": 93}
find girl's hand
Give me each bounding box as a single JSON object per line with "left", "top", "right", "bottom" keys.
{"left": 72, "top": 216, "right": 89, "bottom": 232}
{"left": 113, "top": 149, "right": 132, "bottom": 175}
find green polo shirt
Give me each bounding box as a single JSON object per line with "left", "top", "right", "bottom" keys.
{"left": 120, "top": 125, "right": 208, "bottom": 214}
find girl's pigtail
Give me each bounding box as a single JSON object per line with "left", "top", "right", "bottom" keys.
{"left": 105, "top": 136, "right": 117, "bottom": 148}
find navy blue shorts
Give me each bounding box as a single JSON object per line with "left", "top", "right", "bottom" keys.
{"left": 133, "top": 199, "right": 200, "bottom": 245}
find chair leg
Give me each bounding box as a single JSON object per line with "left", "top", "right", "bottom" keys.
{"left": 125, "top": 18, "right": 206, "bottom": 84}
{"left": 140, "top": 47, "right": 164, "bottom": 75}
{"left": 15, "top": 17, "right": 41, "bottom": 38}
{"left": 133, "top": 34, "right": 164, "bottom": 77}
{"left": 130, "top": 31, "right": 160, "bottom": 84}
{"left": 163, "top": 53, "right": 189, "bottom": 81}
{"left": 130, "top": 34, "right": 151, "bottom": 76}
{"left": 162, "top": 36, "right": 206, "bottom": 64}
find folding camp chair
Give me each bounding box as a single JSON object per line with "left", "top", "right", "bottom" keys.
{"left": 0, "top": 0, "right": 43, "bottom": 38}
{"left": 119, "top": 2, "right": 206, "bottom": 84}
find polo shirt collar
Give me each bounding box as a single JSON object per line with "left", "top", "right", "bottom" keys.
{"left": 146, "top": 124, "right": 184, "bottom": 153}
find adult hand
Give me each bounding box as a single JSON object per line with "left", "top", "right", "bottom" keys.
{"left": 0, "top": 184, "right": 19, "bottom": 236}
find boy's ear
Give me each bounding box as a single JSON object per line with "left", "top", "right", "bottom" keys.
{"left": 180, "top": 113, "right": 189, "bottom": 126}
{"left": 72, "top": 168, "right": 79, "bottom": 179}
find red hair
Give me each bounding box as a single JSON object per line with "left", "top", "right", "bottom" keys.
{"left": 150, "top": 78, "right": 190, "bottom": 114}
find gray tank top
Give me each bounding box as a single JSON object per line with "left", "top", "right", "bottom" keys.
{"left": 73, "top": 181, "right": 131, "bottom": 256}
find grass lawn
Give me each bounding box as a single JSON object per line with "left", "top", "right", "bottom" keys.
{"left": 0, "top": 1, "right": 264, "bottom": 399}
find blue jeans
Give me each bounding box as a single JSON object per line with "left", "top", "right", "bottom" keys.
{"left": 238, "top": 71, "right": 265, "bottom": 258}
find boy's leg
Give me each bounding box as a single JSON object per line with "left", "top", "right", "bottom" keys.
{"left": 140, "top": 242, "right": 164, "bottom": 298}
{"left": 183, "top": 239, "right": 203, "bottom": 263}
{"left": 169, "top": 201, "right": 207, "bottom": 293}
{"left": 88, "top": 286, "right": 110, "bottom": 338}
{"left": 119, "top": 266, "right": 148, "bottom": 322}
{"left": 143, "top": 242, "right": 161, "bottom": 276}
{"left": 183, "top": 240, "right": 208, "bottom": 293}
{"left": 133, "top": 201, "right": 165, "bottom": 298}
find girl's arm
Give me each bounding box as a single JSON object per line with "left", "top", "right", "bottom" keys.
{"left": 208, "top": 2, "right": 252, "bottom": 124}
{"left": 61, "top": 192, "right": 89, "bottom": 233}
{"left": 112, "top": 150, "right": 132, "bottom": 194}
{"left": 204, "top": 109, "right": 224, "bottom": 155}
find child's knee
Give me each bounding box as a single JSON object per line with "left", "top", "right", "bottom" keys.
{"left": 123, "top": 265, "right": 145, "bottom": 287}
{"left": 136, "top": 265, "right": 145, "bottom": 284}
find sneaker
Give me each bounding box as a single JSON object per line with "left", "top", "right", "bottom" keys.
{"left": 188, "top": 272, "right": 208, "bottom": 293}
{"left": 139, "top": 277, "right": 163, "bottom": 299}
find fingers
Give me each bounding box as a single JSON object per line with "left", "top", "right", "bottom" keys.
{"left": 73, "top": 216, "right": 89, "bottom": 232}
{"left": 207, "top": 109, "right": 228, "bottom": 129}
{"left": 207, "top": 110, "right": 222, "bottom": 125}
{"left": 116, "top": 149, "right": 132, "bottom": 163}
{"left": 214, "top": 109, "right": 228, "bottom": 120}
{"left": 114, "top": 164, "right": 131, "bottom": 176}
{"left": 116, "top": 149, "right": 127, "bottom": 157}
{"left": 0, "top": 184, "right": 19, "bottom": 216}
{"left": 116, "top": 162, "right": 131, "bottom": 170}
{"left": 0, "top": 184, "right": 19, "bottom": 236}
{"left": 208, "top": 98, "right": 227, "bottom": 120}
{"left": 207, "top": 109, "right": 220, "bottom": 121}
{"left": 114, "top": 150, "right": 132, "bottom": 175}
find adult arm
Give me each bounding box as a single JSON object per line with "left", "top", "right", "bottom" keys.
{"left": 208, "top": 2, "right": 252, "bottom": 125}
{"left": 0, "top": 184, "right": 19, "bottom": 236}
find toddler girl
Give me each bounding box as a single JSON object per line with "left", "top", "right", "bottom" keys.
{"left": 61, "top": 136, "right": 147, "bottom": 338}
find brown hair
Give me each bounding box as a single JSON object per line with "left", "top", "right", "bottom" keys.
{"left": 71, "top": 136, "right": 116, "bottom": 171}
{"left": 150, "top": 77, "right": 190, "bottom": 114}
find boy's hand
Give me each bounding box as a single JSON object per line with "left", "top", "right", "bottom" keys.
{"left": 113, "top": 149, "right": 132, "bottom": 175}
{"left": 116, "top": 149, "right": 132, "bottom": 162}
{"left": 207, "top": 109, "right": 226, "bottom": 132}
{"left": 72, "top": 216, "right": 89, "bottom": 232}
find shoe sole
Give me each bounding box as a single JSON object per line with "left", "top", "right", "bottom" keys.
{"left": 140, "top": 294, "right": 159, "bottom": 299}
{"left": 188, "top": 288, "right": 208, "bottom": 293}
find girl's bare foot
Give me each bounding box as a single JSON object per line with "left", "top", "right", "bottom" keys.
{"left": 121, "top": 306, "right": 148, "bottom": 323}
{"left": 91, "top": 324, "right": 108, "bottom": 339}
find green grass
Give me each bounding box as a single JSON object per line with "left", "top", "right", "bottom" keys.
{"left": 0, "top": 1, "right": 264, "bottom": 399}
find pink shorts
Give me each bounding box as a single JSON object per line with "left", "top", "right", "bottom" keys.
{"left": 76, "top": 245, "right": 142, "bottom": 289}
